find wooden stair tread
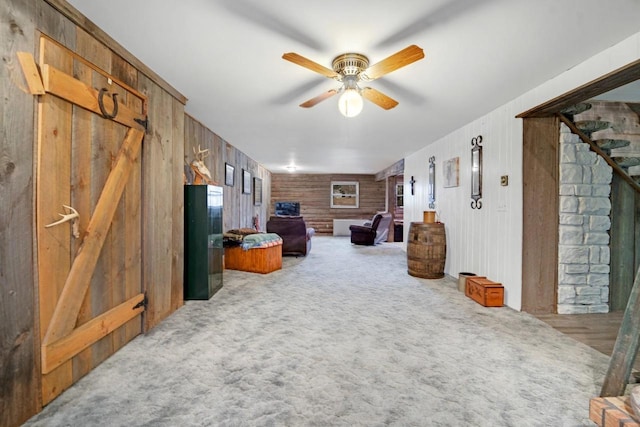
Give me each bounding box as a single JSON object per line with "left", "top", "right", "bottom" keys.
{"left": 561, "top": 102, "right": 592, "bottom": 116}
{"left": 611, "top": 157, "right": 640, "bottom": 168}
{"left": 575, "top": 120, "right": 611, "bottom": 134}
{"left": 596, "top": 138, "right": 631, "bottom": 150}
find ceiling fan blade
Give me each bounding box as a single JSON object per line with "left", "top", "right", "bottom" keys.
{"left": 361, "top": 87, "right": 399, "bottom": 110}
{"left": 300, "top": 89, "right": 338, "bottom": 108}
{"left": 361, "top": 45, "right": 425, "bottom": 81}
{"left": 283, "top": 53, "right": 339, "bottom": 79}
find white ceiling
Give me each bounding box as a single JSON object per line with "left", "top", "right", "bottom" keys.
{"left": 66, "top": 0, "right": 640, "bottom": 174}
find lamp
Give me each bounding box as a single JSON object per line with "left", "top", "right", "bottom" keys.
{"left": 338, "top": 75, "right": 363, "bottom": 118}
{"left": 338, "top": 89, "right": 363, "bottom": 117}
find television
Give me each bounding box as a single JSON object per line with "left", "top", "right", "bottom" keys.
{"left": 275, "top": 201, "right": 300, "bottom": 217}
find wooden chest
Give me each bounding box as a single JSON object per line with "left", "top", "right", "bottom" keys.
{"left": 590, "top": 396, "right": 640, "bottom": 427}
{"left": 465, "top": 277, "right": 504, "bottom": 307}
{"left": 225, "top": 244, "right": 282, "bottom": 274}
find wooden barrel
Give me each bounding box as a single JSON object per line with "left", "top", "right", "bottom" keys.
{"left": 407, "top": 222, "right": 446, "bottom": 279}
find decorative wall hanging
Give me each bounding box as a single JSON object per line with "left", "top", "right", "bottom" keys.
{"left": 242, "top": 169, "right": 251, "bottom": 194}
{"left": 331, "top": 181, "right": 359, "bottom": 208}
{"left": 443, "top": 157, "right": 459, "bottom": 187}
{"left": 427, "top": 156, "right": 436, "bottom": 209}
{"left": 191, "top": 146, "right": 214, "bottom": 185}
{"left": 44, "top": 204, "right": 80, "bottom": 239}
{"left": 253, "top": 177, "right": 262, "bottom": 206}
{"left": 471, "top": 135, "right": 483, "bottom": 209}
{"left": 225, "top": 163, "right": 235, "bottom": 186}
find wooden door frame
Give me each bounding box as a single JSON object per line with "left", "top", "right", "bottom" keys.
{"left": 518, "top": 59, "right": 640, "bottom": 314}
{"left": 521, "top": 117, "right": 559, "bottom": 313}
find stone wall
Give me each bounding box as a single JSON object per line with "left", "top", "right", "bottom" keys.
{"left": 557, "top": 124, "right": 612, "bottom": 314}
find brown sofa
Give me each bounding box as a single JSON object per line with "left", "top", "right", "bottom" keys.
{"left": 266, "top": 216, "right": 315, "bottom": 256}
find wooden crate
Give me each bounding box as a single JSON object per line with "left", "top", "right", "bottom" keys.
{"left": 590, "top": 396, "right": 640, "bottom": 427}
{"left": 465, "top": 277, "right": 504, "bottom": 307}
{"left": 225, "top": 244, "right": 282, "bottom": 274}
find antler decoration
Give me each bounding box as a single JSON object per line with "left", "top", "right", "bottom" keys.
{"left": 190, "top": 145, "right": 214, "bottom": 185}
{"left": 45, "top": 205, "right": 80, "bottom": 238}
{"left": 193, "top": 145, "right": 209, "bottom": 161}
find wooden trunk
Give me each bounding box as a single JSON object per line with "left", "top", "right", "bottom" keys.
{"left": 225, "top": 245, "right": 282, "bottom": 274}
{"left": 465, "top": 277, "right": 504, "bottom": 307}
{"left": 407, "top": 222, "right": 446, "bottom": 279}
{"left": 590, "top": 396, "right": 640, "bottom": 427}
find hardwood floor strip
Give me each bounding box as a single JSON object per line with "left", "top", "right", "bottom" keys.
{"left": 536, "top": 312, "right": 640, "bottom": 372}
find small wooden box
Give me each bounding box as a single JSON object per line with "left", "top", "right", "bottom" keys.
{"left": 465, "top": 277, "right": 504, "bottom": 307}
{"left": 590, "top": 396, "right": 640, "bottom": 427}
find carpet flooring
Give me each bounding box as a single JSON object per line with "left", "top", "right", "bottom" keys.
{"left": 25, "top": 236, "right": 610, "bottom": 426}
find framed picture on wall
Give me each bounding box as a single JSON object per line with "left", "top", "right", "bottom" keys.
{"left": 443, "top": 157, "right": 459, "bottom": 188}
{"left": 330, "top": 181, "right": 359, "bottom": 208}
{"left": 225, "top": 163, "right": 235, "bottom": 186}
{"left": 242, "top": 169, "right": 251, "bottom": 194}
{"left": 253, "top": 177, "right": 262, "bottom": 206}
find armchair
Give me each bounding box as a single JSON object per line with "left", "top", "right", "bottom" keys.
{"left": 349, "top": 212, "right": 393, "bottom": 245}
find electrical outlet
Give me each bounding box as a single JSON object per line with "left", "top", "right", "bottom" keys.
{"left": 500, "top": 175, "right": 509, "bottom": 186}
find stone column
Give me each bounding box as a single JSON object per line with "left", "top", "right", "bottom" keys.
{"left": 557, "top": 124, "right": 612, "bottom": 314}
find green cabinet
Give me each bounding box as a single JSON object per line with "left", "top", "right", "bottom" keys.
{"left": 184, "top": 185, "right": 223, "bottom": 299}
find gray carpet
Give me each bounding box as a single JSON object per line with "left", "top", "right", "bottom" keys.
{"left": 25, "top": 236, "right": 609, "bottom": 426}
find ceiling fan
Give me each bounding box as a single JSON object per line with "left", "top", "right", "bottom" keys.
{"left": 282, "top": 45, "right": 425, "bottom": 117}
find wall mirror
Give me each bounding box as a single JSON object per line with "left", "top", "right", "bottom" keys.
{"left": 471, "top": 135, "right": 483, "bottom": 209}
{"left": 427, "top": 156, "right": 436, "bottom": 209}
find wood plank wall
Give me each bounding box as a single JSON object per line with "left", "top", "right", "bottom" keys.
{"left": 521, "top": 117, "right": 559, "bottom": 314}
{"left": 1, "top": 1, "right": 39, "bottom": 425}
{"left": 375, "top": 158, "right": 404, "bottom": 181}
{"left": 1, "top": 1, "right": 186, "bottom": 425}
{"left": 184, "top": 115, "right": 271, "bottom": 232}
{"left": 270, "top": 174, "right": 386, "bottom": 234}
{"left": 610, "top": 174, "right": 640, "bottom": 311}
{"left": 139, "top": 73, "right": 185, "bottom": 331}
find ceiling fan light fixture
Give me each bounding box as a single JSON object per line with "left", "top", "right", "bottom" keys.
{"left": 283, "top": 45, "right": 424, "bottom": 115}
{"left": 338, "top": 75, "right": 363, "bottom": 118}
{"left": 338, "top": 89, "right": 363, "bottom": 117}
{"left": 332, "top": 53, "right": 369, "bottom": 77}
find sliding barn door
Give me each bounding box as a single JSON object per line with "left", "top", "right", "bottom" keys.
{"left": 35, "top": 36, "right": 147, "bottom": 404}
